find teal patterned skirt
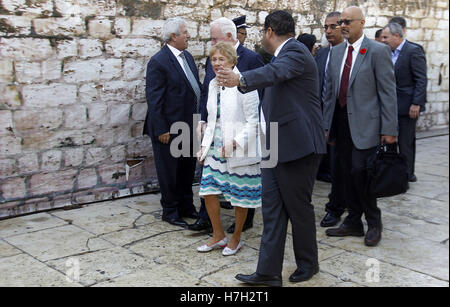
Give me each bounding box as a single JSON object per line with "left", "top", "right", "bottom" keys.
{"left": 199, "top": 118, "right": 262, "bottom": 209}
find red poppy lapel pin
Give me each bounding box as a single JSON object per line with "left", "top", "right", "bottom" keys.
{"left": 360, "top": 48, "right": 367, "bottom": 54}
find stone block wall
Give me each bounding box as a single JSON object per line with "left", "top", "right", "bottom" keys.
{"left": 0, "top": 0, "right": 448, "bottom": 218}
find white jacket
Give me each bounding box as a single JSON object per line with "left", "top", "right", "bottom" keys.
{"left": 200, "top": 67, "right": 261, "bottom": 169}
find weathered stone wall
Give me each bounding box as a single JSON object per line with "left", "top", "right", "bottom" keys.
{"left": 0, "top": 0, "right": 448, "bottom": 218}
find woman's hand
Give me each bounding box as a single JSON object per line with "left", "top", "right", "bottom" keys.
{"left": 197, "top": 147, "right": 205, "bottom": 164}
{"left": 221, "top": 140, "right": 236, "bottom": 158}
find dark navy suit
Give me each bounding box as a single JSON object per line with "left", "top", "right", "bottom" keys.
{"left": 314, "top": 45, "right": 346, "bottom": 219}
{"left": 241, "top": 39, "right": 326, "bottom": 275}
{"left": 197, "top": 43, "right": 264, "bottom": 224}
{"left": 394, "top": 40, "right": 427, "bottom": 178}
{"left": 144, "top": 45, "right": 202, "bottom": 220}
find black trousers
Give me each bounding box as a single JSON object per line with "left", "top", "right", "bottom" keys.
{"left": 332, "top": 106, "right": 381, "bottom": 229}
{"left": 398, "top": 116, "right": 417, "bottom": 178}
{"left": 325, "top": 143, "right": 346, "bottom": 216}
{"left": 257, "top": 154, "right": 322, "bottom": 276}
{"left": 151, "top": 136, "right": 197, "bottom": 220}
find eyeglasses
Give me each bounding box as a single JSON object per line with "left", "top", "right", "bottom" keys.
{"left": 337, "top": 19, "right": 362, "bottom": 26}
{"left": 237, "top": 31, "right": 247, "bottom": 36}
{"left": 323, "top": 24, "right": 340, "bottom": 31}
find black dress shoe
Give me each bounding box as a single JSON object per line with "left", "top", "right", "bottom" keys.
{"left": 181, "top": 211, "right": 199, "bottom": 219}
{"left": 409, "top": 174, "right": 418, "bottom": 182}
{"left": 289, "top": 266, "right": 319, "bottom": 283}
{"left": 316, "top": 173, "right": 333, "bottom": 183}
{"left": 326, "top": 223, "right": 365, "bottom": 237}
{"left": 162, "top": 216, "right": 188, "bottom": 228}
{"left": 187, "top": 218, "right": 212, "bottom": 231}
{"left": 227, "top": 222, "right": 253, "bottom": 234}
{"left": 235, "top": 272, "right": 282, "bottom": 287}
{"left": 365, "top": 227, "right": 382, "bottom": 247}
{"left": 320, "top": 212, "right": 341, "bottom": 228}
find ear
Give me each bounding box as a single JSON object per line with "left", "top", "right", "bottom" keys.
{"left": 171, "top": 32, "right": 177, "bottom": 42}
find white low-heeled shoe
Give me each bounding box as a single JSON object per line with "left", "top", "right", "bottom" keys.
{"left": 222, "top": 241, "right": 243, "bottom": 256}
{"left": 197, "top": 237, "right": 228, "bottom": 252}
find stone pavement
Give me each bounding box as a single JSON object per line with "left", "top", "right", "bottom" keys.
{"left": 0, "top": 136, "right": 448, "bottom": 287}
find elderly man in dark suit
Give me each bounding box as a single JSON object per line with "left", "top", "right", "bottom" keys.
{"left": 189, "top": 17, "right": 264, "bottom": 233}
{"left": 381, "top": 22, "right": 427, "bottom": 183}
{"left": 218, "top": 10, "right": 326, "bottom": 286}
{"left": 314, "top": 11, "right": 346, "bottom": 228}
{"left": 323, "top": 7, "right": 398, "bottom": 247}
{"left": 144, "top": 17, "right": 202, "bottom": 228}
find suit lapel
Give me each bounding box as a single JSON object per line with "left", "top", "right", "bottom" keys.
{"left": 165, "top": 45, "right": 196, "bottom": 94}
{"left": 395, "top": 40, "right": 409, "bottom": 72}
{"left": 332, "top": 43, "right": 346, "bottom": 96}
{"left": 348, "top": 37, "right": 369, "bottom": 89}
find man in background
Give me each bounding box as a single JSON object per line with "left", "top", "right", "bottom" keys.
{"left": 144, "top": 17, "right": 201, "bottom": 228}
{"left": 381, "top": 22, "right": 427, "bottom": 183}
{"left": 314, "top": 11, "right": 346, "bottom": 228}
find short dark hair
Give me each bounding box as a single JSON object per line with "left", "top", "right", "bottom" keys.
{"left": 297, "top": 33, "right": 316, "bottom": 53}
{"left": 375, "top": 29, "right": 382, "bottom": 38}
{"left": 389, "top": 16, "right": 406, "bottom": 29}
{"left": 264, "top": 10, "right": 295, "bottom": 37}
{"left": 326, "top": 11, "right": 341, "bottom": 19}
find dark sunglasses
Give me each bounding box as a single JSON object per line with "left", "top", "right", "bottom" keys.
{"left": 323, "top": 24, "right": 339, "bottom": 30}
{"left": 337, "top": 19, "right": 361, "bottom": 26}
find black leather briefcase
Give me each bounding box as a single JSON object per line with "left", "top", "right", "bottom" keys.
{"left": 365, "top": 143, "right": 409, "bottom": 198}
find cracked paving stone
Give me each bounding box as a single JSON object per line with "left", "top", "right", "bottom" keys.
{"left": 320, "top": 252, "right": 448, "bottom": 287}
{"left": 3, "top": 225, "right": 113, "bottom": 262}
{"left": 0, "top": 254, "right": 82, "bottom": 287}
{"left": 46, "top": 247, "right": 154, "bottom": 286}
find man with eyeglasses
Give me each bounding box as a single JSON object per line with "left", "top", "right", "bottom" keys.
{"left": 323, "top": 6, "right": 398, "bottom": 247}
{"left": 218, "top": 10, "right": 326, "bottom": 286}
{"left": 314, "top": 11, "right": 346, "bottom": 229}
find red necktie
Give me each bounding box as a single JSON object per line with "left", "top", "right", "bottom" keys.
{"left": 338, "top": 45, "right": 354, "bottom": 108}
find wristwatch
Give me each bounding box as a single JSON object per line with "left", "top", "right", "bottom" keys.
{"left": 238, "top": 74, "right": 247, "bottom": 91}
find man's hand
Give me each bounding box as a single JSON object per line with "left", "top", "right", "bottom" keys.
{"left": 409, "top": 104, "right": 420, "bottom": 119}
{"left": 381, "top": 135, "right": 397, "bottom": 145}
{"left": 216, "top": 68, "right": 240, "bottom": 88}
{"left": 325, "top": 130, "right": 334, "bottom": 145}
{"left": 158, "top": 132, "right": 170, "bottom": 144}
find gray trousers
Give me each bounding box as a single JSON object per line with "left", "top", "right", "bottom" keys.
{"left": 256, "top": 154, "right": 322, "bottom": 277}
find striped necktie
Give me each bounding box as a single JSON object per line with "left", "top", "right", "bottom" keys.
{"left": 179, "top": 52, "right": 201, "bottom": 113}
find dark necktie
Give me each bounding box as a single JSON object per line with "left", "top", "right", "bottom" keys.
{"left": 338, "top": 45, "right": 354, "bottom": 108}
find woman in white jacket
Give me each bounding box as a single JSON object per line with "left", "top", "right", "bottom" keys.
{"left": 197, "top": 42, "right": 262, "bottom": 256}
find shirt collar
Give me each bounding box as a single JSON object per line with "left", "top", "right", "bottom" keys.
{"left": 274, "top": 37, "right": 294, "bottom": 57}
{"left": 234, "top": 41, "right": 240, "bottom": 50}
{"left": 347, "top": 34, "right": 364, "bottom": 50}
{"left": 167, "top": 43, "right": 184, "bottom": 58}
{"left": 395, "top": 39, "right": 406, "bottom": 53}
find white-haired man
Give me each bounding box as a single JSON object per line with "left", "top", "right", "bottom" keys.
{"left": 188, "top": 17, "right": 264, "bottom": 233}
{"left": 144, "top": 17, "right": 202, "bottom": 228}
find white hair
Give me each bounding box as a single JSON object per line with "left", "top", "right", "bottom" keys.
{"left": 163, "top": 17, "right": 186, "bottom": 43}
{"left": 210, "top": 17, "right": 237, "bottom": 41}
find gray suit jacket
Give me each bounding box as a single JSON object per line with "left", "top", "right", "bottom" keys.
{"left": 241, "top": 38, "right": 326, "bottom": 163}
{"left": 323, "top": 36, "right": 398, "bottom": 150}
